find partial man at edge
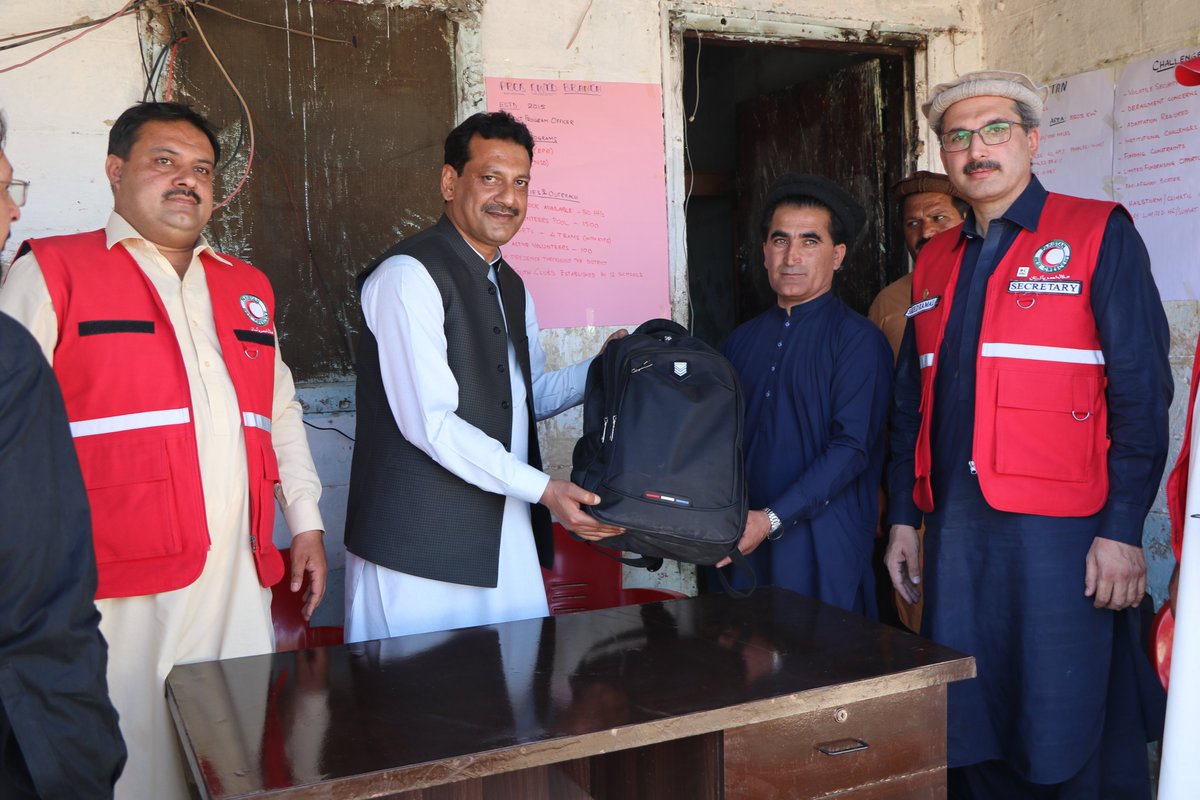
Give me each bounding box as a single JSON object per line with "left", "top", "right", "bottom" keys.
{"left": 0, "top": 102, "right": 328, "bottom": 800}
{"left": 0, "top": 110, "right": 125, "bottom": 800}
{"left": 1156, "top": 51, "right": 1200, "bottom": 800}
{"left": 717, "top": 173, "right": 893, "bottom": 616}
{"left": 343, "top": 111, "right": 624, "bottom": 642}
{"left": 885, "top": 70, "right": 1169, "bottom": 798}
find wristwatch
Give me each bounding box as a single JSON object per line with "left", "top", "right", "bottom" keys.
{"left": 764, "top": 508, "right": 783, "bottom": 540}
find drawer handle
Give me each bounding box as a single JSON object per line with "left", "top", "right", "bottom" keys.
{"left": 817, "top": 738, "right": 870, "bottom": 756}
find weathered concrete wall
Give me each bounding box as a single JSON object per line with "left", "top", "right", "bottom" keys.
{"left": 979, "top": 0, "right": 1200, "bottom": 80}
{"left": 979, "top": 0, "right": 1200, "bottom": 605}
{"left": 2, "top": 0, "right": 1192, "bottom": 613}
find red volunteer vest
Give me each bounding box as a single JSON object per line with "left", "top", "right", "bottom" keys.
{"left": 27, "top": 230, "right": 285, "bottom": 599}
{"left": 1168, "top": 333, "right": 1200, "bottom": 560}
{"left": 909, "top": 193, "right": 1115, "bottom": 517}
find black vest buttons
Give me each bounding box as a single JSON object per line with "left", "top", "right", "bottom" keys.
{"left": 493, "top": 326, "right": 502, "bottom": 334}
{"left": 497, "top": 363, "right": 507, "bottom": 373}
{"left": 487, "top": 285, "right": 497, "bottom": 295}
{"left": 501, "top": 400, "right": 511, "bottom": 410}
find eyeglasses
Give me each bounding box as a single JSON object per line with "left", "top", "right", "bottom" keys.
{"left": 939, "top": 121, "right": 1024, "bottom": 153}
{"left": 2, "top": 179, "right": 29, "bottom": 207}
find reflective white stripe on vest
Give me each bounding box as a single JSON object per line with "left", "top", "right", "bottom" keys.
{"left": 242, "top": 412, "right": 273, "bottom": 433}
{"left": 919, "top": 353, "right": 935, "bottom": 369}
{"left": 980, "top": 342, "right": 1105, "bottom": 365}
{"left": 70, "top": 407, "right": 190, "bottom": 438}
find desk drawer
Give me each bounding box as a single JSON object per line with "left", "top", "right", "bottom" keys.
{"left": 723, "top": 684, "right": 946, "bottom": 799}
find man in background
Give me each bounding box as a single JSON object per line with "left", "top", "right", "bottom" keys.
{"left": 868, "top": 170, "right": 967, "bottom": 359}
{"left": 868, "top": 170, "right": 966, "bottom": 630}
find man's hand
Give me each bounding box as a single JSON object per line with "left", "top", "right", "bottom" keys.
{"left": 597, "top": 329, "right": 628, "bottom": 356}
{"left": 885, "top": 524, "right": 922, "bottom": 605}
{"left": 289, "top": 529, "right": 328, "bottom": 621}
{"left": 1084, "top": 537, "right": 1146, "bottom": 610}
{"left": 716, "top": 510, "right": 772, "bottom": 567}
{"left": 540, "top": 479, "right": 624, "bottom": 541}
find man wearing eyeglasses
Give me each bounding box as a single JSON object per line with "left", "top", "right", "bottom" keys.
{"left": 885, "top": 71, "right": 1170, "bottom": 799}
{"left": 0, "top": 113, "right": 126, "bottom": 797}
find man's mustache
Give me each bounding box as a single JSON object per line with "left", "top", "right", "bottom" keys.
{"left": 483, "top": 202, "right": 520, "bottom": 217}
{"left": 964, "top": 160, "right": 1001, "bottom": 174}
{"left": 164, "top": 188, "right": 201, "bottom": 203}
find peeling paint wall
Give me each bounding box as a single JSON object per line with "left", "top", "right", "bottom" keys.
{"left": 980, "top": 0, "right": 1200, "bottom": 606}
{"left": 3, "top": 0, "right": 1191, "bottom": 613}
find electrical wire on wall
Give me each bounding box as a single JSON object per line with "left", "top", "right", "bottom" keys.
{"left": 175, "top": 0, "right": 359, "bottom": 372}
{"left": 682, "top": 30, "right": 703, "bottom": 334}
{"left": 303, "top": 419, "right": 354, "bottom": 442}
{"left": 5, "top": 0, "right": 360, "bottom": 374}
{"left": 179, "top": 3, "right": 255, "bottom": 209}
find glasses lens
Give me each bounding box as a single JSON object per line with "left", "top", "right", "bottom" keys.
{"left": 979, "top": 123, "right": 1013, "bottom": 145}
{"left": 7, "top": 180, "right": 27, "bottom": 207}
{"left": 943, "top": 130, "right": 972, "bottom": 152}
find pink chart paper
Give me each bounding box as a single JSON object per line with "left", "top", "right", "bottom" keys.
{"left": 487, "top": 78, "right": 671, "bottom": 328}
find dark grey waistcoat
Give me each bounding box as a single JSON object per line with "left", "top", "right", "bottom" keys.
{"left": 344, "top": 215, "right": 552, "bottom": 588}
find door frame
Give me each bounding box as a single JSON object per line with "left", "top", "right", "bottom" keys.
{"left": 658, "top": 6, "right": 930, "bottom": 327}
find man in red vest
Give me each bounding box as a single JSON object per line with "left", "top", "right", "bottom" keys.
{"left": 0, "top": 102, "right": 328, "bottom": 800}
{"left": 884, "top": 71, "right": 1170, "bottom": 798}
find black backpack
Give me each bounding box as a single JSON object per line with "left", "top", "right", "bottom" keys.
{"left": 570, "top": 319, "right": 753, "bottom": 590}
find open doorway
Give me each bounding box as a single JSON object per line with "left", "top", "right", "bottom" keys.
{"left": 681, "top": 36, "right": 914, "bottom": 347}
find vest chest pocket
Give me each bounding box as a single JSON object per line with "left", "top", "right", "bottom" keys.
{"left": 75, "top": 439, "right": 183, "bottom": 564}
{"left": 993, "top": 369, "right": 1102, "bottom": 483}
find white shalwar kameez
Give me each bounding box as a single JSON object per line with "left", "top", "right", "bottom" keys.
{"left": 344, "top": 247, "right": 589, "bottom": 641}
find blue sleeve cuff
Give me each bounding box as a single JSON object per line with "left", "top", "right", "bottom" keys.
{"left": 1095, "top": 500, "right": 1150, "bottom": 547}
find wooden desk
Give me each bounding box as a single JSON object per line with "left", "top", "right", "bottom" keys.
{"left": 167, "top": 587, "right": 973, "bottom": 799}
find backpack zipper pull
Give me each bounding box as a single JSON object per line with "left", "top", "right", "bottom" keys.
{"left": 601, "top": 416, "right": 610, "bottom": 443}
{"left": 968, "top": 459, "right": 977, "bottom": 475}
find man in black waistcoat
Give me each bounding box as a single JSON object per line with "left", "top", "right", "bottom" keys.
{"left": 343, "top": 112, "right": 623, "bottom": 641}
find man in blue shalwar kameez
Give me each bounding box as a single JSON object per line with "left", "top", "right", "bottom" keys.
{"left": 885, "top": 70, "right": 1169, "bottom": 799}
{"left": 717, "top": 174, "right": 893, "bottom": 616}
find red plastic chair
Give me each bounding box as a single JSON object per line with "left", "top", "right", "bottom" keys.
{"left": 541, "top": 524, "right": 686, "bottom": 614}
{"left": 1151, "top": 603, "right": 1174, "bottom": 690}
{"left": 270, "top": 547, "right": 345, "bottom": 652}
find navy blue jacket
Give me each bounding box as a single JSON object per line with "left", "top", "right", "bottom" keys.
{"left": 0, "top": 311, "right": 125, "bottom": 798}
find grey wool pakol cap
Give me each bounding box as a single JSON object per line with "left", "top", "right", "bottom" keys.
{"left": 763, "top": 173, "right": 867, "bottom": 243}
{"left": 922, "top": 70, "right": 1050, "bottom": 132}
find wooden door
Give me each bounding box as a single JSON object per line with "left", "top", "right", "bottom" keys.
{"left": 734, "top": 59, "right": 906, "bottom": 323}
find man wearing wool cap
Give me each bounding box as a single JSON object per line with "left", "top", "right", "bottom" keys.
{"left": 885, "top": 70, "right": 1170, "bottom": 798}
{"left": 716, "top": 173, "right": 893, "bottom": 615}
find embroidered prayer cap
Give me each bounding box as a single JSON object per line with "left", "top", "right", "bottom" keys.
{"left": 762, "top": 173, "right": 867, "bottom": 246}
{"left": 1178, "top": 56, "right": 1200, "bottom": 86}
{"left": 891, "top": 170, "right": 960, "bottom": 201}
{"left": 922, "top": 70, "right": 1049, "bottom": 133}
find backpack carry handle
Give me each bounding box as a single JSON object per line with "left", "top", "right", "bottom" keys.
{"left": 567, "top": 530, "right": 665, "bottom": 572}
{"left": 568, "top": 530, "right": 757, "bottom": 599}
{"left": 713, "top": 549, "right": 756, "bottom": 599}
{"left": 632, "top": 318, "right": 689, "bottom": 341}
